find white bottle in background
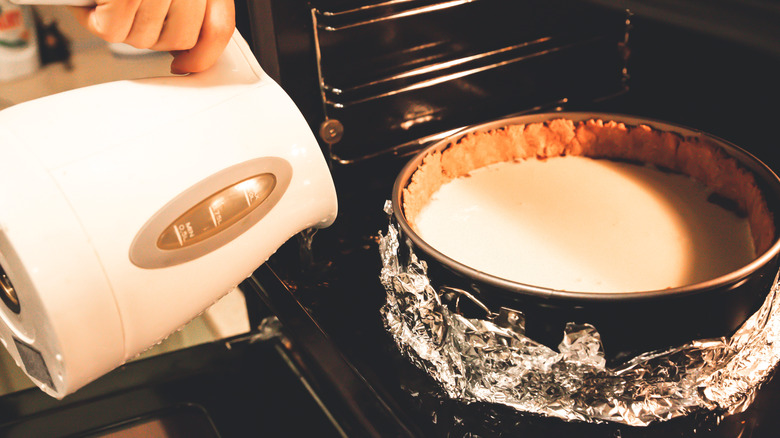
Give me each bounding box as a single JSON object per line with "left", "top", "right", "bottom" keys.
{"left": 0, "top": 0, "right": 39, "bottom": 81}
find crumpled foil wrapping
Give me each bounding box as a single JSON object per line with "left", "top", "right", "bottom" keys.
{"left": 378, "top": 202, "right": 780, "bottom": 427}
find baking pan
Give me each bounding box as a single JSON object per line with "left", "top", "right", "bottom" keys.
{"left": 392, "top": 112, "right": 780, "bottom": 362}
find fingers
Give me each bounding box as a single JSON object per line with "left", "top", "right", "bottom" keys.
{"left": 151, "top": 0, "right": 207, "bottom": 52}
{"left": 124, "top": 0, "right": 172, "bottom": 49}
{"left": 70, "top": 0, "right": 235, "bottom": 73}
{"left": 71, "top": 1, "right": 144, "bottom": 43}
{"left": 170, "top": 0, "right": 235, "bottom": 74}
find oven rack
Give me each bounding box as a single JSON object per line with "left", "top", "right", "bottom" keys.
{"left": 309, "top": 0, "right": 631, "bottom": 163}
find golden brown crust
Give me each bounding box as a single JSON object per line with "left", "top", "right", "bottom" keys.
{"left": 402, "top": 118, "right": 776, "bottom": 256}
{"left": 626, "top": 124, "right": 680, "bottom": 170}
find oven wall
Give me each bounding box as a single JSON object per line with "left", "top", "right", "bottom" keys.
{"left": 621, "top": 15, "right": 780, "bottom": 172}
{"left": 238, "top": 0, "right": 780, "bottom": 174}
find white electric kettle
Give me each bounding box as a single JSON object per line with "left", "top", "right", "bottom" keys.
{"left": 0, "top": 5, "right": 337, "bottom": 398}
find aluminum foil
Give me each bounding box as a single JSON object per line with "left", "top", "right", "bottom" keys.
{"left": 378, "top": 202, "right": 780, "bottom": 427}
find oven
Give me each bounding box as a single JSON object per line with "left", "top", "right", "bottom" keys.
{"left": 2, "top": 0, "right": 780, "bottom": 436}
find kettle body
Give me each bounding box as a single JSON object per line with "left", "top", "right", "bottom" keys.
{"left": 0, "top": 29, "right": 337, "bottom": 398}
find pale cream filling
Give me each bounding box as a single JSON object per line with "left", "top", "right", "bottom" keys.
{"left": 415, "top": 156, "right": 755, "bottom": 293}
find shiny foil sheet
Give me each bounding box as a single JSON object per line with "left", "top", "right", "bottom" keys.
{"left": 378, "top": 203, "right": 780, "bottom": 426}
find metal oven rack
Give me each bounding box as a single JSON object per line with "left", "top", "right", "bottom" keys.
{"left": 310, "top": 0, "right": 630, "bottom": 163}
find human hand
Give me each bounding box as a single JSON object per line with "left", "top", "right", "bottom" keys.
{"left": 70, "top": 0, "right": 235, "bottom": 74}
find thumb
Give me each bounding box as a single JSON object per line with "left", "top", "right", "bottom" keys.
{"left": 68, "top": 3, "right": 135, "bottom": 43}
{"left": 68, "top": 5, "right": 94, "bottom": 31}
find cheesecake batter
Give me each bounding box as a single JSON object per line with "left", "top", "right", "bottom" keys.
{"left": 414, "top": 156, "right": 755, "bottom": 292}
